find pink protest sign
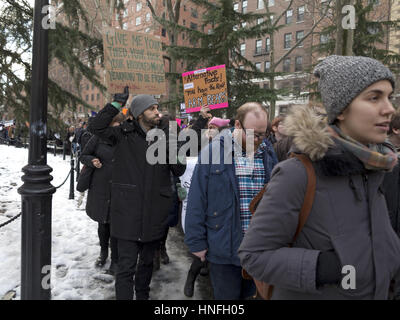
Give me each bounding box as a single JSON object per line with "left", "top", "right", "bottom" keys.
{"left": 182, "top": 65, "right": 229, "bottom": 113}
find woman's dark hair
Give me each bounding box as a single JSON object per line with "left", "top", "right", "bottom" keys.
{"left": 389, "top": 112, "right": 400, "bottom": 135}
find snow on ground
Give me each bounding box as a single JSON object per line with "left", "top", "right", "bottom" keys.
{"left": 0, "top": 144, "right": 212, "bottom": 300}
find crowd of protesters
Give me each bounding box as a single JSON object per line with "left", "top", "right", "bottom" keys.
{"left": 62, "top": 55, "right": 400, "bottom": 300}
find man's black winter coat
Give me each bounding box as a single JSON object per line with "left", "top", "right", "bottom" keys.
{"left": 88, "top": 104, "right": 186, "bottom": 242}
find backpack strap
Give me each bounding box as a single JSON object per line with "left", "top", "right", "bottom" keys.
{"left": 249, "top": 184, "right": 267, "bottom": 215}
{"left": 289, "top": 153, "right": 317, "bottom": 245}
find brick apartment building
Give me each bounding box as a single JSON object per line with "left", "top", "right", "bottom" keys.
{"left": 236, "top": 0, "right": 395, "bottom": 116}
{"left": 389, "top": 0, "right": 400, "bottom": 107}
{"left": 49, "top": 0, "right": 204, "bottom": 124}
{"left": 48, "top": 0, "right": 397, "bottom": 124}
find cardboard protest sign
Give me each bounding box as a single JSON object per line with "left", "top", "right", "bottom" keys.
{"left": 182, "top": 65, "right": 228, "bottom": 113}
{"left": 103, "top": 28, "right": 166, "bottom": 95}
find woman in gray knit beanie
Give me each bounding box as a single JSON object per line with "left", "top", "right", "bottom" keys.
{"left": 314, "top": 55, "right": 396, "bottom": 143}
{"left": 239, "top": 55, "right": 400, "bottom": 300}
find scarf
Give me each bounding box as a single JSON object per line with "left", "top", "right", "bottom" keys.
{"left": 328, "top": 125, "right": 398, "bottom": 171}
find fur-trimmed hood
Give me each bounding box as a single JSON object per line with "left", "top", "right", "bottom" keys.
{"left": 283, "top": 105, "right": 367, "bottom": 176}
{"left": 284, "top": 105, "right": 333, "bottom": 161}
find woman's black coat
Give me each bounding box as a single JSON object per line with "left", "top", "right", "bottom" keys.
{"left": 80, "top": 135, "right": 115, "bottom": 224}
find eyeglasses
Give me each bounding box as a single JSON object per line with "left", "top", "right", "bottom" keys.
{"left": 239, "top": 120, "right": 267, "bottom": 141}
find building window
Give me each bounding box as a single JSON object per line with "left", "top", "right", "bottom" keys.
{"left": 85, "top": 95, "right": 89, "bottom": 101}
{"left": 279, "top": 106, "right": 288, "bottom": 115}
{"left": 91, "top": 94, "right": 94, "bottom": 101}
{"left": 146, "top": 13, "right": 151, "bottom": 22}
{"left": 257, "top": 18, "right": 263, "bottom": 25}
{"left": 367, "top": 26, "right": 379, "bottom": 34}
{"left": 136, "top": 17, "right": 141, "bottom": 26}
{"left": 234, "top": 3, "right": 239, "bottom": 11}
{"left": 255, "top": 39, "right": 262, "bottom": 54}
{"left": 265, "top": 61, "right": 270, "bottom": 71}
{"left": 136, "top": 2, "right": 142, "bottom": 11}
{"left": 86, "top": 84, "right": 89, "bottom": 90}
{"left": 123, "top": 9, "right": 128, "bottom": 17}
{"left": 269, "top": 14, "right": 274, "bottom": 22}
{"left": 182, "top": 33, "right": 185, "bottom": 40}
{"left": 298, "top": 6, "right": 305, "bottom": 22}
{"left": 284, "top": 33, "right": 292, "bottom": 49}
{"left": 268, "top": 0, "right": 275, "bottom": 6}
{"left": 97, "top": 93, "right": 100, "bottom": 101}
{"left": 190, "top": 22, "right": 198, "bottom": 30}
{"left": 240, "top": 43, "right": 246, "bottom": 56}
{"left": 239, "top": 65, "right": 245, "bottom": 70}
{"left": 293, "top": 80, "right": 301, "bottom": 94}
{"left": 183, "top": 19, "right": 186, "bottom": 26}
{"left": 283, "top": 57, "right": 291, "bottom": 72}
{"left": 122, "top": 22, "right": 128, "bottom": 30}
{"left": 266, "top": 37, "right": 270, "bottom": 52}
{"left": 285, "top": 9, "right": 293, "bottom": 24}
{"left": 296, "top": 30, "right": 304, "bottom": 46}
{"left": 242, "top": 0, "right": 248, "bottom": 13}
{"left": 184, "top": 5, "right": 186, "bottom": 11}
{"left": 255, "top": 62, "right": 261, "bottom": 70}
{"left": 320, "top": 33, "right": 329, "bottom": 44}
{"left": 257, "top": 0, "right": 264, "bottom": 9}
{"left": 161, "top": 28, "right": 166, "bottom": 37}
{"left": 145, "top": 27, "right": 151, "bottom": 33}
{"left": 295, "top": 56, "right": 303, "bottom": 71}
{"left": 191, "top": 8, "right": 198, "bottom": 18}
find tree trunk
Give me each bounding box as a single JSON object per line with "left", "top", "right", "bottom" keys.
{"left": 335, "top": 0, "right": 344, "bottom": 55}
{"left": 269, "top": 31, "right": 276, "bottom": 122}
{"left": 345, "top": 0, "right": 354, "bottom": 56}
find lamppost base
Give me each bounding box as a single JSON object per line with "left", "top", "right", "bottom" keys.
{"left": 18, "top": 164, "right": 56, "bottom": 300}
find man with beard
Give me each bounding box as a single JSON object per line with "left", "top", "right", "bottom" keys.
{"left": 88, "top": 87, "right": 186, "bottom": 300}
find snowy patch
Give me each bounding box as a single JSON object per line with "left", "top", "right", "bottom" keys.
{"left": 0, "top": 145, "right": 212, "bottom": 300}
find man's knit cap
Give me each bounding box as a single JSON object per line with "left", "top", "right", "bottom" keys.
{"left": 129, "top": 94, "right": 159, "bottom": 119}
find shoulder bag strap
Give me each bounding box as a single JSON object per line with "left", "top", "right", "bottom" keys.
{"left": 290, "top": 153, "right": 317, "bottom": 244}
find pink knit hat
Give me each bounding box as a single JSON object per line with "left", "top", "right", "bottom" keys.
{"left": 209, "top": 117, "right": 230, "bottom": 128}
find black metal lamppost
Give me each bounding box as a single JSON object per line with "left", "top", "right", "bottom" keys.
{"left": 17, "top": 0, "right": 55, "bottom": 300}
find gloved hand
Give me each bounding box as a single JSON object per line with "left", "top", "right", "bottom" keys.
{"left": 113, "top": 86, "right": 129, "bottom": 107}
{"left": 176, "top": 183, "right": 187, "bottom": 201}
{"left": 316, "top": 250, "right": 342, "bottom": 287}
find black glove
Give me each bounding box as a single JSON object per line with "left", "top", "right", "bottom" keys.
{"left": 113, "top": 86, "right": 129, "bottom": 107}
{"left": 316, "top": 250, "right": 342, "bottom": 287}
